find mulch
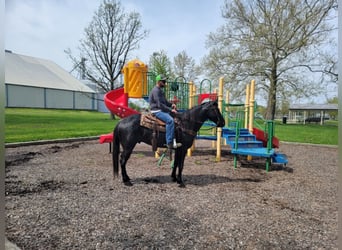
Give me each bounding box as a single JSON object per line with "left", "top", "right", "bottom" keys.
{"left": 5, "top": 140, "right": 338, "bottom": 249}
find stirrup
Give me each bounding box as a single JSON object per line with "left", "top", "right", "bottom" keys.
{"left": 166, "top": 142, "right": 182, "bottom": 149}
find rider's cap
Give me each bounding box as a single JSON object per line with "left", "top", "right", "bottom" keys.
{"left": 156, "top": 74, "right": 167, "bottom": 82}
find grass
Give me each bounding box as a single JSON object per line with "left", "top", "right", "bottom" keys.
{"left": 5, "top": 108, "right": 338, "bottom": 145}
{"left": 274, "top": 121, "right": 338, "bottom": 145}
{"left": 5, "top": 108, "right": 117, "bottom": 143}
{"left": 200, "top": 119, "right": 338, "bottom": 145}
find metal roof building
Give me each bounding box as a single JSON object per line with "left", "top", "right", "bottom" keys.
{"left": 288, "top": 103, "right": 338, "bottom": 124}
{"left": 289, "top": 104, "right": 338, "bottom": 111}
{"left": 5, "top": 51, "right": 97, "bottom": 110}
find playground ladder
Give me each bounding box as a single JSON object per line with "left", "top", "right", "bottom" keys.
{"left": 225, "top": 120, "right": 285, "bottom": 172}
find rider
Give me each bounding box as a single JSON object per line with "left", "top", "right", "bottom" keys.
{"left": 149, "top": 74, "right": 181, "bottom": 149}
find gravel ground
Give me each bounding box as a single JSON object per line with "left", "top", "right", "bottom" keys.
{"left": 5, "top": 139, "right": 338, "bottom": 249}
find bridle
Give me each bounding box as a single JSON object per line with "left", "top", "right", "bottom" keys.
{"left": 208, "top": 105, "right": 223, "bottom": 126}
{"left": 176, "top": 103, "right": 223, "bottom": 136}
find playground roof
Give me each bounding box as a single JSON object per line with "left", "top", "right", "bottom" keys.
{"left": 289, "top": 104, "right": 338, "bottom": 111}
{"left": 5, "top": 50, "right": 95, "bottom": 93}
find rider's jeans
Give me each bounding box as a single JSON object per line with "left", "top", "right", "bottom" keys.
{"left": 154, "top": 111, "right": 174, "bottom": 145}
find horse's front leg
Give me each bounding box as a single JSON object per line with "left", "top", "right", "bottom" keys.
{"left": 175, "top": 149, "right": 187, "bottom": 188}
{"left": 171, "top": 151, "right": 178, "bottom": 182}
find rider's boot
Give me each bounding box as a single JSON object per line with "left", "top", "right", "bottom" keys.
{"left": 167, "top": 139, "right": 182, "bottom": 149}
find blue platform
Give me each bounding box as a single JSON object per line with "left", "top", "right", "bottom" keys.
{"left": 196, "top": 122, "right": 288, "bottom": 171}
{"left": 198, "top": 123, "right": 288, "bottom": 171}
{"left": 231, "top": 148, "right": 275, "bottom": 158}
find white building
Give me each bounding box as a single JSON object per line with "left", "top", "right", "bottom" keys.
{"left": 288, "top": 103, "right": 338, "bottom": 124}
{"left": 5, "top": 50, "right": 97, "bottom": 110}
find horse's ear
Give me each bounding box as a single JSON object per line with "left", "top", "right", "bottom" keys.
{"left": 209, "top": 98, "right": 218, "bottom": 106}
{"left": 202, "top": 100, "right": 213, "bottom": 110}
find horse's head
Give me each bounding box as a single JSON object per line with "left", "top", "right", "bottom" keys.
{"left": 203, "top": 101, "right": 225, "bottom": 127}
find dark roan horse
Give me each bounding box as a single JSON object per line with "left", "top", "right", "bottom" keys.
{"left": 112, "top": 100, "right": 225, "bottom": 187}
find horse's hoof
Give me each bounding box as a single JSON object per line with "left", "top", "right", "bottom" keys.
{"left": 124, "top": 181, "right": 133, "bottom": 186}
{"left": 178, "top": 183, "right": 186, "bottom": 188}
{"left": 171, "top": 176, "right": 177, "bottom": 182}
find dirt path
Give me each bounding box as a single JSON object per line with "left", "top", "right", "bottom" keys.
{"left": 5, "top": 140, "right": 338, "bottom": 249}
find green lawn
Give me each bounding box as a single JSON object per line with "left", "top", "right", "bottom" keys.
{"left": 5, "top": 108, "right": 117, "bottom": 143}
{"left": 200, "top": 120, "right": 338, "bottom": 145}
{"left": 5, "top": 108, "right": 338, "bottom": 145}
{"left": 274, "top": 121, "right": 338, "bottom": 145}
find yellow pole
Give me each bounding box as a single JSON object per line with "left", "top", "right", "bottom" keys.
{"left": 225, "top": 91, "right": 229, "bottom": 128}
{"left": 224, "top": 91, "right": 229, "bottom": 145}
{"left": 248, "top": 80, "right": 255, "bottom": 133}
{"left": 244, "top": 83, "right": 250, "bottom": 129}
{"left": 216, "top": 77, "right": 224, "bottom": 161}
{"left": 247, "top": 80, "right": 255, "bottom": 161}
{"left": 187, "top": 82, "right": 195, "bottom": 157}
{"left": 189, "top": 81, "right": 195, "bottom": 109}
{"left": 212, "top": 88, "right": 218, "bottom": 149}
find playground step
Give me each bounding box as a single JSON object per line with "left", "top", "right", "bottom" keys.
{"left": 222, "top": 128, "right": 250, "bottom": 135}
{"left": 227, "top": 141, "right": 264, "bottom": 148}
{"left": 272, "top": 153, "right": 288, "bottom": 164}
{"left": 225, "top": 134, "right": 256, "bottom": 142}
{"left": 196, "top": 135, "right": 217, "bottom": 141}
{"left": 231, "top": 147, "right": 275, "bottom": 158}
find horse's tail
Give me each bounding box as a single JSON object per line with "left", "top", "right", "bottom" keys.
{"left": 112, "top": 127, "right": 120, "bottom": 178}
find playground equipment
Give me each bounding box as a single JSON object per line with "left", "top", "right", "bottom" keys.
{"left": 187, "top": 78, "right": 222, "bottom": 160}
{"left": 103, "top": 88, "right": 139, "bottom": 118}
{"left": 99, "top": 59, "right": 191, "bottom": 146}
{"left": 99, "top": 59, "right": 288, "bottom": 171}
{"left": 99, "top": 59, "right": 147, "bottom": 146}
{"left": 190, "top": 78, "right": 288, "bottom": 170}
{"left": 221, "top": 80, "right": 288, "bottom": 171}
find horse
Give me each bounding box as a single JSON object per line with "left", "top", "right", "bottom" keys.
{"left": 112, "top": 100, "right": 225, "bottom": 187}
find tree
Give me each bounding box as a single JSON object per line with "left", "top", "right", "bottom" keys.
{"left": 203, "top": 0, "right": 337, "bottom": 119}
{"left": 148, "top": 50, "right": 173, "bottom": 79}
{"left": 66, "top": 0, "right": 148, "bottom": 92}
{"left": 173, "top": 51, "right": 200, "bottom": 82}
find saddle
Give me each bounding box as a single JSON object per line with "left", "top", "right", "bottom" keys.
{"left": 140, "top": 113, "right": 166, "bottom": 132}
{"left": 140, "top": 113, "right": 193, "bottom": 152}
{"left": 140, "top": 113, "right": 167, "bottom": 151}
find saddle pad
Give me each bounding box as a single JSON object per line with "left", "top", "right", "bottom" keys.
{"left": 140, "top": 113, "right": 166, "bottom": 132}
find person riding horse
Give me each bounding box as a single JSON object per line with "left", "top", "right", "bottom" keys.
{"left": 112, "top": 99, "right": 225, "bottom": 187}
{"left": 149, "top": 74, "right": 182, "bottom": 149}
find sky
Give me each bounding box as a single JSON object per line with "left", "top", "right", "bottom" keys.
{"left": 5, "top": 0, "right": 225, "bottom": 72}
{"left": 5, "top": 0, "right": 338, "bottom": 104}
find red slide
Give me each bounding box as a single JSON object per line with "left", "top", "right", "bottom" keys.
{"left": 99, "top": 88, "right": 139, "bottom": 144}
{"left": 104, "top": 87, "right": 139, "bottom": 118}
{"left": 253, "top": 127, "right": 280, "bottom": 148}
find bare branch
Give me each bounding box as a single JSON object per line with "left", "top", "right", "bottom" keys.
{"left": 66, "top": 0, "right": 148, "bottom": 92}
{"left": 203, "top": 0, "right": 337, "bottom": 119}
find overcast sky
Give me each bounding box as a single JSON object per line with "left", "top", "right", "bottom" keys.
{"left": 5, "top": 0, "right": 224, "bottom": 72}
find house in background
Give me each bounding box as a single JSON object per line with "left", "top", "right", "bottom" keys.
{"left": 5, "top": 50, "right": 97, "bottom": 111}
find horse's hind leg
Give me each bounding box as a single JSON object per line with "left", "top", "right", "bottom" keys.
{"left": 120, "top": 148, "right": 134, "bottom": 186}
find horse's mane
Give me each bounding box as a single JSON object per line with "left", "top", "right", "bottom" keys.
{"left": 178, "top": 101, "right": 215, "bottom": 121}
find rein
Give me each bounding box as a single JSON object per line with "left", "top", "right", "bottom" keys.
{"left": 176, "top": 105, "right": 221, "bottom": 136}
{"left": 178, "top": 121, "right": 217, "bottom": 136}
